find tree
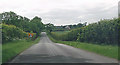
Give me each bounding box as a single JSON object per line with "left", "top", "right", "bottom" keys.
{"left": 1, "top": 11, "right": 44, "bottom": 37}
{"left": 30, "top": 16, "right": 44, "bottom": 36}
{"left": 45, "top": 23, "right": 54, "bottom": 32}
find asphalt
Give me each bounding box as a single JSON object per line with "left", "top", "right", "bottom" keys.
{"left": 10, "top": 32, "right": 118, "bottom": 63}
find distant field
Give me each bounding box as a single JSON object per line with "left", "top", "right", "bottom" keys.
{"left": 48, "top": 34, "right": 119, "bottom": 60}
{"left": 2, "top": 37, "right": 40, "bottom": 63}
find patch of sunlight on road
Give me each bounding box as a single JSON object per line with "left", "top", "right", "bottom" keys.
{"left": 57, "top": 43, "right": 67, "bottom": 46}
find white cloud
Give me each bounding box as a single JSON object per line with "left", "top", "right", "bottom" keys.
{"left": 0, "top": 0, "right": 119, "bottom": 25}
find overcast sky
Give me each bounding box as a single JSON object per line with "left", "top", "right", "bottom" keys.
{"left": 0, "top": 0, "right": 119, "bottom": 25}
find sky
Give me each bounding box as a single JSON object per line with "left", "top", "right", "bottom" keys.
{"left": 0, "top": 0, "right": 119, "bottom": 26}
{"left": 118, "top": 1, "right": 120, "bottom": 17}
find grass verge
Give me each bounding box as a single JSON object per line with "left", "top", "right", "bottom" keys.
{"left": 2, "top": 37, "right": 40, "bottom": 63}
{"left": 48, "top": 34, "right": 119, "bottom": 60}
{"left": 0, "top": 44, "right": 2, "bottom": 64}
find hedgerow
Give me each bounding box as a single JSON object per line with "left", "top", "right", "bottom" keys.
{"left": 2, "top": 24, "right": 37, "bottom": 43}
{"left": 50, "top": 18, "right": 119, "bottom": 45}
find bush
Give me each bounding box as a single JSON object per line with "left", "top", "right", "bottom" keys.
{"left": 2, "top": 24, "right": 27, "bottom": 43}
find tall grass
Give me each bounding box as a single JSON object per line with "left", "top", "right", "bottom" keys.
{"left": 2, "top": 37, "right": 40, "bottom": 63}
{"left": 50, "top": 30, "right": 78, "bottom": 41}
{"left": 52, "top": 31, "right": 70, "bottom": 34}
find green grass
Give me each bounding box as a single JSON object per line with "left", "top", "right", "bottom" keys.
{"left": 0, "top": 44, "right": 2, "bottom": 64}
{"left": 2, "top": 37, "right": 40, "bottom": 63}
{"left": 48, "top": 34, "right": 119, "bottom": 60}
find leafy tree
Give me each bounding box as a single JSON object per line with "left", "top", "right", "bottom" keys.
{"left": 45, "top": 23, "right": 54, "bottom": 32}
{"left": 0, "top": 11, "right": 45, "bottom": 42}
{"left": 30, "top": 16, "right": 44, "bottom": 36}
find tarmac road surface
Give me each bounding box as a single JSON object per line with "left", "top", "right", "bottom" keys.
{"left": 10, "top": 32, "right": 118, "bottom": 63}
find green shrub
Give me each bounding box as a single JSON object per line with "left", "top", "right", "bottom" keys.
{"left": 2, "top": 24, "right": 27, "bottom": 43}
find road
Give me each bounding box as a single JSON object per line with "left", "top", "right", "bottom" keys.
{"left": 10, "top": 32, "right": 118, "bottom": 63}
